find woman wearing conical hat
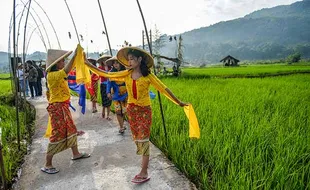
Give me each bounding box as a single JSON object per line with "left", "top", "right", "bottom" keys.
{"left": 84, "top": 47, "right": 187, "bottom": 184}
{"left": 41, "top": 48, "right": 90, "bottom": 174}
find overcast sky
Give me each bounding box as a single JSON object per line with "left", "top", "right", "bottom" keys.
{"left": 0, "top": 0, "right": 300, "bottom": 54}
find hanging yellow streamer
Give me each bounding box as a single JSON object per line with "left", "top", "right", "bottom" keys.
{"left": 44, "top": 116, "right": 52, "bottom": 138}
{"left": 148, "top": 73, "right": 200, "bottom": 139}
{"left": 74, "top": 44, "right": 91, "bottom": 85}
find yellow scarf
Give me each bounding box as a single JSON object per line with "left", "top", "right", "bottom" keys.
{"left": 45, "top": 45, "right": 200, "bottom": 139}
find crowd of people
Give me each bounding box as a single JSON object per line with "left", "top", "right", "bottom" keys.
{"left": 40, "top": 45, "right": 193, "bottom": 184}
{"left": 16, "top": 60, "right": 45, "bottom": 99}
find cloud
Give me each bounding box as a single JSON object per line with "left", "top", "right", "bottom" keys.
{"left": 201, "top": 0, "right": 300, "bottom": 26}
{"left": 0, "top": 0, "right": 301, "bottom": 53}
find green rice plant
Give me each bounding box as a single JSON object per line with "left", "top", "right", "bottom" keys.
{"left": 0, "top": 80, "right": 12, "bottom": 96}
{"left": 151, "top": 74, "right": 310, "bottom": 189}
{"left": 0, "top": 104, "right": 27, "bottom": 183}
{"left": 181, "top": 64, "right": 310, "bottom": 78}
{"left": 0, "top": 73, "right": 10, "bottom": 79}
{"left": 0, "top": 78, "right": 34, "bottom": 186}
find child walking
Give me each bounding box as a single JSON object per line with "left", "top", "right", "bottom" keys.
{"left": 97, "top": 55, "right": 112, "bottom": 120}
{"left": 88, "top": 58, "right": 100, "bottom": 113}
{"left": 106, "top": 57, "right": 128, "bottom": 134}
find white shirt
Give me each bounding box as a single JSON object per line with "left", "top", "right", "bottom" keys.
{"left": 17, "top": 69, "right": 24, "bottom": 81}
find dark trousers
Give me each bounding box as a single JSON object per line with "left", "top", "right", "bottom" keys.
{"left": 37, "top": 78, "right": 42, "bottom": 96}
{"left": 29, "top": 81, "right": 38, "bottom": 97}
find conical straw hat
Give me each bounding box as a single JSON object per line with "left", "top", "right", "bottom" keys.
{"left": 105, "top": 56, "right": 119, "bottom": 67}
{"left": 46, "top": 49, "right": 72, "bottom": 71}
{"left": 97, "top": 55, "right": 112, "bottom": 63}
{"left": 116, "top": 47, "right": 154, "bottom": 68}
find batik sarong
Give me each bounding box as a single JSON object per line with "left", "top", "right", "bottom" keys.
{"left": 46, "top": 102, "right": 77, "bottom": 155}
{"left": 127, "top": 103, "right": 152, "bottom": 156}
{"left": 90, "top": 80, "right": 98, "bottom": 102}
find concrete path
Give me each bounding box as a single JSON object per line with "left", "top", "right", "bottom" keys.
{"left": 13, "top": 96, "right": 196, "bottom": 190}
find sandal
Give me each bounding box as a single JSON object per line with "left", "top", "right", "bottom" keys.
{"left": 77, "top": 130, "right": 85, "bottom": 136}
{"left": 131, "top": 175, "right": 150, "bottom": 184}
{"left": 71, "top": 153, "right": 91, "bottom": 160}
{"left": 41, "top": 167, "right": 59, "bottom": 174}
{"left": 119, "top": 128, "right": 125, "bottom": 134}
{"left": 92, "top": 109, "right": 98, "bottom": 113}
{"left": 106, "top": 117, "right": 112, "bottom": 121}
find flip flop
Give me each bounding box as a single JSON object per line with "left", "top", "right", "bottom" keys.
{"left": 40, "top": 167, "right": 59, "bottom": 174}
{"left": 71, "top": 153, "right": 91, "bottom": 160}
{"left": 77, "top": 130, "right": 85, "bottom": 136}
{"left": 119, "top": 128, "right": 125, "bottom": 134}
{"left": 106, "top": 117, "right": 112, "bottom": 121}
{"left": 131, "top": 175, "right": 150, "bottom": 184}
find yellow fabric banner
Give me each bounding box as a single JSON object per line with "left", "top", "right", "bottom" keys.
{"left": 183, "top": 104, "right": 200, "bottom": 138}
{"left": 148, "top": 73, "right": 200, "bottom": 138}
{"left": 44, "top": 116, "right": 52, "bottom": 138}
{"left": 74, "top": 44, "right": 91, "bottom": 85}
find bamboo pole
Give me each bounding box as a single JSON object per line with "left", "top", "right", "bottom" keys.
{"left": 25, "top": 26, "right": 38, "bottom": 54}
{"left": 142, "top": 30, "right": 145, "bottom": 50}
{"left": 13, "top": 0, "right": 21, "bottom": 151}
{"left": 21, "top": 0, "right": 51, "bottom": 49}
{"left": 21, "top": 0, "right": 32, "bottom": 138}
{"left": 97, "top": 0, "right": 113, "bottom": 56}
{"left": 0, "top": 143, "right": 7, "bottom": 190}
{"left": 33, "top": 0, "right": 62, "bottom": 49}
{"left": 135, "top": 0, "right": 168, "bottom": 147}
{"left": 64, "top": 0, "right": 80, "bottom": 44}
{"left": 8, "top": 10, "right": 22, "bottom": 95}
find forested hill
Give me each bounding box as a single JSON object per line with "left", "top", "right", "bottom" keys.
{"left": 159, "top": 0, "right": 310, "bottom": 64}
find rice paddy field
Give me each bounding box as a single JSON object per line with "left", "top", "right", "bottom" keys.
{"left": 150, "top": 64, "right": 310, "bottom": 189}
{"left": 182, "top": 63, "right": 310, "bottom": 78}
{"left": 1, "top": 63, "right": 310, "bottom": 189}
{"left": 0, "top": 74, "right": 34, "bottom": 185}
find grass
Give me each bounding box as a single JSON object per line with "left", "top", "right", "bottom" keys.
{"left": 0, "top": 76, "right": 35, "bottom": 186}
{"left": 150, "top": 73, "right": 310, "bottom": 189}
{"left": 181, "top": 64, "right": 310, "bottom": 78}
{"left": 0, "top": 80, "right": 12, "bottom": 96}
{"left": 2, "top": 63, "right": 310, "bottom": 189}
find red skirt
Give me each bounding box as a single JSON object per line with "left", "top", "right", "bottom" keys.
{"left": 47, "top": 102, "right": 77, "bottom": 155}
{"left": 127, "top": 104, "right": 152, "bottom": 141}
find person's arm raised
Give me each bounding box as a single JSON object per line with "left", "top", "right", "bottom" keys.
{"left": 64, "top": 49, "right": 77, "bottom": 74}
